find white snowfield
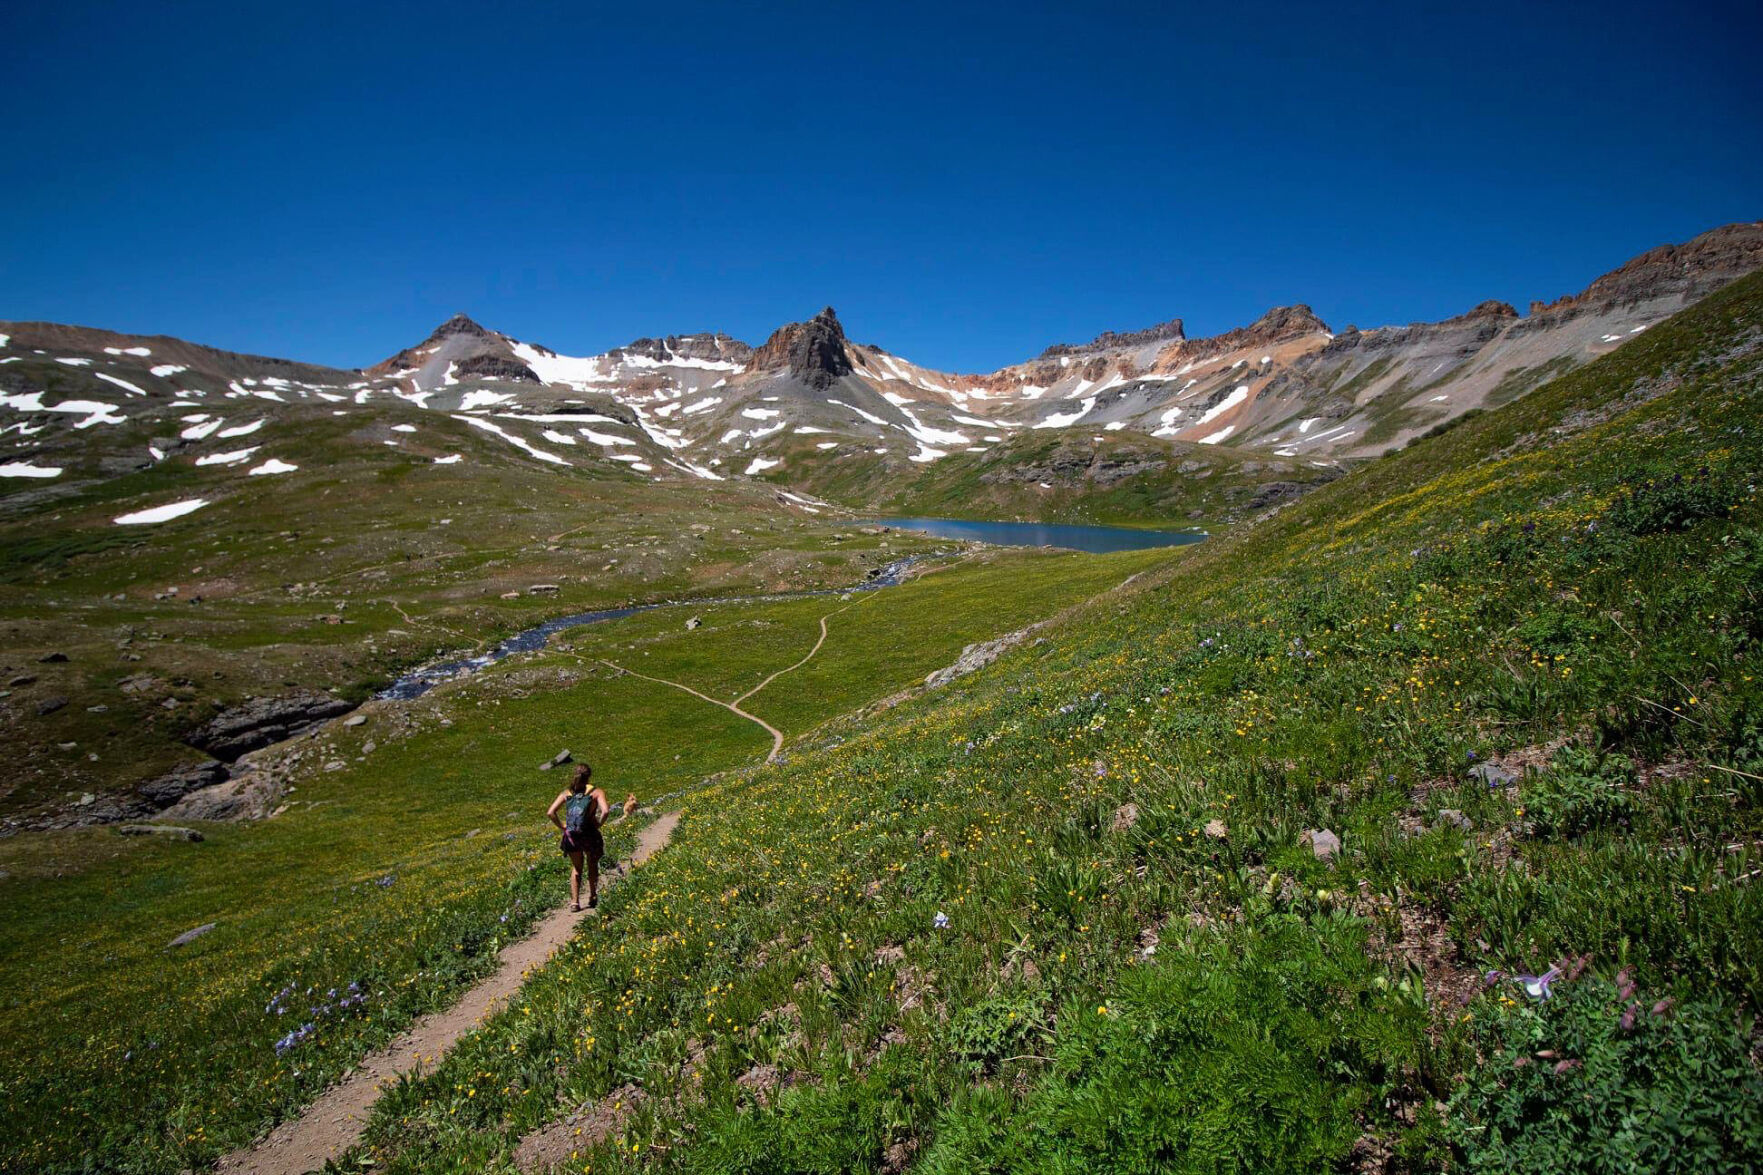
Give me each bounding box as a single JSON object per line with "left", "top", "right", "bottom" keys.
{"left": 2, "top": 391, "right": 125, "bottom": 429}
{"left": 452, "top": 414, "right": 568, "bottom": 465}
{"left": 579, "top": 428, "right": 636, "bottom": 447}
{"left": 218, "top": 419, "right": 265, "bottom": 438}
{"left": 94, "top": 372, "right": 149, "bottom": 397}
{"left": 104, "top": 346, "right": 152, "bottom": 357}
{"left": 458, "top": 390, "right": 515, "bottom": 412}
{"left": 114, "top": 498, "right": 209, "bottom": 525}
{"left": 433, "top": 454, "right": 464, "bottom": 464}
{"left": 1194, "top": 385, "right": 1250, "bottom": 429}
{"left": 744, "top": 456, "right": 781, "bottom": 475}
{"left": 1035, "top": 397, "right": 1097, "bottom": 429}
{"left": 0, "top": 461, "right": 62, "bottom": 478}
{"left": 150, "top": 364, "right": 187, "bottom": 378}
{"left": 248, "top": 458, "right": 298, "bottom": 476}
{"left": 195, "top": 447, "right": 260, "bottom": 467}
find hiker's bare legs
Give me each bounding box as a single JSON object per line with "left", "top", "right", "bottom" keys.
{"left": 587, "top": 853, "right": 600, "bottom": 906}
{"left": 567, "top": 850, "right": 584, "bottom": 910}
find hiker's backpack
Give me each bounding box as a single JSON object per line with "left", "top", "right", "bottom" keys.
{"left": 565, "top": 794, "right": 594, "bottom": 834}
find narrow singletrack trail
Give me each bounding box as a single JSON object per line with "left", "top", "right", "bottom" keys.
{"left": 217, "top": 811, "right": 681, "bottom": 1175}
{"left": 734, "top": 595, "right": 871, "bottom": 706}
{"left": 598, "top": 595, "right": 871, "bottom": 763}
{"left": 598, "top": 659, "right": 787, "bottom": 760}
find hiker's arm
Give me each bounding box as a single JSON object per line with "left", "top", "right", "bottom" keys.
{"left": 593, "top": 789, "right": 612, "bottom": 824}
{"left": 546, "top": 791, "right": 568, "bottom": 830}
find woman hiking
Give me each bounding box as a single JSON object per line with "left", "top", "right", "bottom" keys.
{"left": 548, "top": 764, "right": 609, "bottom": 911}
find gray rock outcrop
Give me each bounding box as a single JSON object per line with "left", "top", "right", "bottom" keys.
{"left": 185, "top": 693, "right": 355, "bottom": 761}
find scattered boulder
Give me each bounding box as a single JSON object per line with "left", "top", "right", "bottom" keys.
{"left": 1435, "top": 808, "right": 1473, "bottom": 831}
{"left": 500, "top": 590, "right": 522, "bottom": 600}
{"left": 538, "top": 748, "right": 572, "bottom": 771}
{"left": 162, "top": 771, "right": 283, "bottom": 822}
{"left": 529, "top": 583, "right": 560, "bottom": 594}
{"left": 136, "top": 759, "right": 230, "bottom": 810}
{"left": 925, "top": 624, "right": 1041, "bottom": 688}
{"left": 8, "top": 674, "right": 36, "bottom": 688}
{"left": 685, "top": 616, "right": 702, "bottom": 630}
{"left": 1470, "top": 763, "right": 1520, "bottom": 788}
{"left": 36, "top": 696, "right": 67, "bottom": 716}
{"left": 38, "top": 651, "right": 68, "bottom": 663}
{"left": 1302, "top": 828, "right": 1342, "bottom": 860}
{"left": 185, "top": 693, "right": 355, "bottom": 760}
{"left": 1109, "top": 802, "right": 1139, "bottom": 833}
{"left": 343, "top": 714, "right": 368, "bottom": 727}
{"left": 117, "top": 824, "right": 204, "bottom": 842}
{"left": 168, "top": 923, "right": 216, "bottom": 948}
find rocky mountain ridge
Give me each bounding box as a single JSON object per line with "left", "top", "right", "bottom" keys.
{"left": 4, "top": 222, "right": 1758, "bottom": 511}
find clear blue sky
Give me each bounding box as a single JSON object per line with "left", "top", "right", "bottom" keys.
{"left": 4, "top": 1, "right": 1758, "bottom": 372}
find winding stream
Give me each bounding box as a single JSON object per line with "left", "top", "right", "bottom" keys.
{"left": 380, "top": 558, "right": 924, "bottom": 699}
{"left": 381, "top": 517, "right": 1208, "bottom": 700}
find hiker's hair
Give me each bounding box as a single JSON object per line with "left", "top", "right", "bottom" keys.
{"left": 569, "top": 763, "right": 593, "bottom": 793}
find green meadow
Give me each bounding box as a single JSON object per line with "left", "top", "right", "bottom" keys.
{"left": 330, "top": 271, "right": 1762, "bottom": 1173}
{"left": 0, "top": 544, "right": 1171, "bottom": 1173}
{"left": 4, "top": 273, "right": 1763, "bottom": 1172}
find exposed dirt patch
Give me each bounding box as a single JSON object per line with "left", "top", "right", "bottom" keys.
{"left": 514, "top": 1082, "right": 647, "bottom": 1171}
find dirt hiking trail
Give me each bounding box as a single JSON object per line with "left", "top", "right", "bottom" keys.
{"left": 597, "top": 595, "right": 873, "bottom": 763}
{"left": 218, "top": 810, "right": 681, "bottom": 1175}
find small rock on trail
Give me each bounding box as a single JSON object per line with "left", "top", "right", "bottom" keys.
{"left": 1303, "top": 828, "right": 1341, "bottom": 860}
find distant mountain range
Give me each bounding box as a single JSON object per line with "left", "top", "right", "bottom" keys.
{"left": 4, "top": 222, "right": 1758, "bottom": 514}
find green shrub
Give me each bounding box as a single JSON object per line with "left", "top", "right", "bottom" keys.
{"left": 1448, "top": 973, "right": 1763, "bottom": 1173}
{"left": 941, "top": 990, "right": 1046, "bottom": 1074}
{"left": 1606, "top": 467, "right": 1739, "bottom": 535}
{"left": 919, "top": 916, "right": 1426, "bottom": 1174}
{"left": 1525, "top": 746, "right": 1636, "bottom": 840}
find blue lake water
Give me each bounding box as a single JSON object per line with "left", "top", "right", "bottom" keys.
{"left": 876, "top": 517, "right": 1207, "bottom": 554}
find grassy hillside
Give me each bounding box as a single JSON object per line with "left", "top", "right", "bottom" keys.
{"left": 0, "top": 545, "right": 1178, "bottom": 1173}
{"left": 312, "top": 272, "right": 1763, "bottom": 1172}
{"left": 0, "top": 405, "right": 946, "bottom": 817}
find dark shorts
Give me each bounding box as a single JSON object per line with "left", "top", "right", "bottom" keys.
{"left": 560, "top": 824, "right": 604, "bottom": 859}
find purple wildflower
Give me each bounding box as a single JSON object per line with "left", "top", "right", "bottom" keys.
{"left": 1512, "top": 965, "right": 1563, "bottom": 1001}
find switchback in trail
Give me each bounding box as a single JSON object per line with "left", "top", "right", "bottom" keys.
{"left": 597, "top": 594, "right": 874, "bottom": 762}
